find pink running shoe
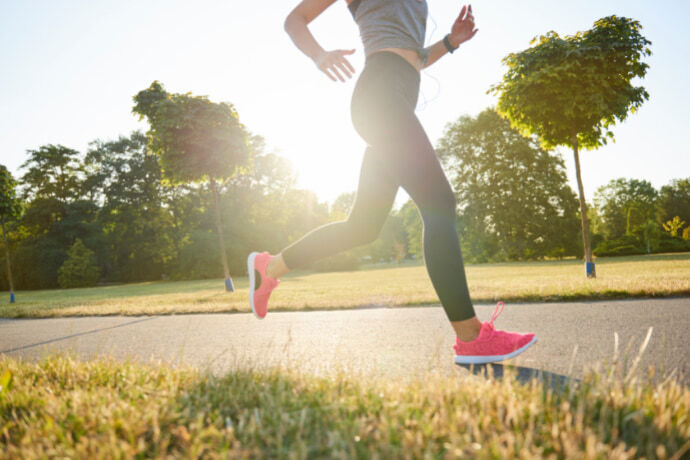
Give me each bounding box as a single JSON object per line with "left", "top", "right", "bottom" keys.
{"left": 247, "top": 251, "right": 280, "bottom": 319}
{"left": 453, "top": 301, "right": 536, "bottom": 365}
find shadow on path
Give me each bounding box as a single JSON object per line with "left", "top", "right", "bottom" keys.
{"left": 1, "top": 317, "right": 157, "bottom": 354}
{"left": 457, "top": 363, "right": 579, "bottom": 391}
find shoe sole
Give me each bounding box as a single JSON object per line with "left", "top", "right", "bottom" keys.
{"left": 247, "top": 252, "right": 263, "bottom": 319}
{"left": 454, "top": 335, "right": 538, "bottom": 365}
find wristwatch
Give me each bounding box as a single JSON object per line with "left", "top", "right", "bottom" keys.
{"left": 443, "top": 34, "right": 459, "bottom": 54}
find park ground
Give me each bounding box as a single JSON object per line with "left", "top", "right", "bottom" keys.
{"left": 1, "top": 253, "right": 689, "bottom": 458}
{"left": 0, "top": 253, "right": 689, "bottom": 318}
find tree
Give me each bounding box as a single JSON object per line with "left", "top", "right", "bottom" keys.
{"left": 0, "top": 165, "right": 22, "bottom": 303}
{"left": 399, "top": 200, "right": 423, "bottom": 260}
{"left": 489, "top": 16, "right": 652, "bottom": 277}
{"left": 391, "top": 233, "right": 406, "bottom": 263}
{"left": 593, "top": 178, "right": 658, "bottom": 240}
{"left": 14, "top": 144, "right": 101, "bottom": 289}
{"left": 657, "top": 178, "right": 690, "bottom": 226}
{"left": 640, "top": 219, "right": 660, "bottom": 254}
{"left": 58, "top": 239, "right": 99, "bottom": 288}
{"left": 20, "top": 144, "right": 82, "bottom": 204}
{"left": 133, "top": 81, "right": 249, "bottom": 291}
{"left": 84, "top": 132, "right": 176, "bottom": 282}
{"left": 329, "top": 192, "right": 356, "bottom": 220}
{"left": 437, "top": 109, "right": 580, "bottom": 262}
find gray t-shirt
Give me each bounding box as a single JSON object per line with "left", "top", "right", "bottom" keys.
{"left": 348, "top": 0, "right": 430, "bottom": 67}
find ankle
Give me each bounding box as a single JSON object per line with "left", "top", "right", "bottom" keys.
{"left": 266, "top": 253, "right": 289, "bottom": 279}
{"left": 453, "top": 316, "right": 482, "bottom": 343}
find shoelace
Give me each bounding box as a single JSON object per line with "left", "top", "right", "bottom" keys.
{"left": 489, "top": 301, "right": 505, "bottom": 326}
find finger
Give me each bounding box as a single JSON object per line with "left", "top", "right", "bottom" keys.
{"left": 330, "top": 65, "right": 345, "bottom": 82}
{"left": 342, "top": 49, "right": 356, "bottom": 55}
{"left": 336, "top": 52, "right": 356, "bottom": 74}
{"left": 459, "top": 5, "right": 466, "bottom": 20}
{"left": 322, "top": 67, "right": 336, "bottom": 82}
{"left": 335, "top": 60, "right": 352, "bottom": 79}
{"left": 340, "top": 56, "right": 356, "bottom": 74}
{"left": 337, "top": 62, "right": 353, "bottom": 79}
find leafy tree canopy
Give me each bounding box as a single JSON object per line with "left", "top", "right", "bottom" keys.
{"left": 489, "top": 15, "right": 652, "bottom": 150}
{"left": 594, "top": 178, "right": 657, "bottom": 238}
{"left": 132, "top": 81, "right": 250, "bottom": 184}
{"left": 20, "top": 145, "right": 82, "bottom": 203}
{"left": 329, "top": 192, "right": 355, "bottom": 220}
{"left": 84, "top": 131, "right": 163, "bottom": 211}
{"left": 0, "top": 165, "right": 22, "bottom": 222}
{"left": 657, "top": 178, "right": 690, "bottom": 225}
{"left": 437, "top": 109, "right": 580, "bottom": 261}
{"left": 84, "top": 132, "right": 175, "bottom": 282}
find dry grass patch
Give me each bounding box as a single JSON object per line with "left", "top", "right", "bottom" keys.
{"left": 1, "top": 354, "right": 688, "bottom": 458}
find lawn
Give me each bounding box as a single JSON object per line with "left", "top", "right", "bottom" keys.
{"left": 1, "top": 354, "right": 687, "bottom": 458}
{"left": 1, "top": 253, "right": 689, "bottom": 318}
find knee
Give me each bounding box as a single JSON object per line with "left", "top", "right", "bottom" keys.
{"left": 420, "top": 186, "right": 457, "bottom": 222}
{"left": 436, "top": 184, "right": 458, "bottom": 217}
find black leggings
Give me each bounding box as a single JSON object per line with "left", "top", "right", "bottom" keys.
{"left": 281, "top": 51, "right": 475, "bottom": 322}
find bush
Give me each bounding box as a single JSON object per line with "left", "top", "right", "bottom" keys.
{"left": 596, "top": 244, "right": 646, "bottom": 257}
{"left": 656, "top": 236, "right": 690, "bottom": 253}
{"left": 594, "top": 232, "right": 690, "bottom": 257}
{"left": 593, "top": 235, "right": 645, "bottom": 257}
{"left": 57, "top": 239, "right": 100, "bottom": 288}
{"left": 6, "top": 238, "right": 67, "bottom": 290}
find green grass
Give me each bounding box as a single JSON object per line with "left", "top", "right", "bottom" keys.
{"left": 0, "top": 354, "right": 688, "bottom": 458}
{"left": 1, "top": 253, "right": 689, "bottom": 318}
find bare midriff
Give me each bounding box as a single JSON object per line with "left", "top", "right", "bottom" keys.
{"left": 369, "top": 47, "right": 422, "bottom": 72}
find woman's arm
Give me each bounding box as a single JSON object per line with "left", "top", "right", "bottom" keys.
{"left": 422, "top": 4, "right": 478, "bottom": 69}
{"left": 284, "top": 0, "right": 356, "bottom": 82}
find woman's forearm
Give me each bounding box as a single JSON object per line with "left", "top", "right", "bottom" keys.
{"left": 422, "top": 40, "right": 450, "bottom": 69}
{"left": 425, "top": 4, "right": 477, "bottom": 69}
{"left": 284, "top": 14, "right": 326, "bottom": 63}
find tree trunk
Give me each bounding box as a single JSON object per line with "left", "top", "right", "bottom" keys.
{"left": 1, "top": 218, "right": 15, "bottom": 302}
{"left": 572, "top": 134, "right": 595, "bottom": 278}
{"left": 209, "top": 177, "right": 233, "bottom": 291}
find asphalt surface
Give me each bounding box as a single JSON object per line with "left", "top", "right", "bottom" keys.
{"left": 1, "top": 298, "right": 688, "bottom": 383}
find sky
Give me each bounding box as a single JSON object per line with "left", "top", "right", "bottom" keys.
{"left": 1, "top": 0, "right": 688, "bottom": 211}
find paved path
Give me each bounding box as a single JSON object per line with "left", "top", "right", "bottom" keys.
{"left": 1, "top": 298, "right": 688, "bottom": 382}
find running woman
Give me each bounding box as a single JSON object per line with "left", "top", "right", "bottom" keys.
{"left": 248, "top": 0, "right": 536, "bottom": 364}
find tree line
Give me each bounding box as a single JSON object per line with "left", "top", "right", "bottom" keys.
{"left": 3, "top": 14, "right": 688, "bottom": 293}
{"left": 1, "top": 108, "right": 688, "bottom": 292}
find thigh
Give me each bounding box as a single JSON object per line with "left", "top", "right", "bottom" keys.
{"left": 347, "top": 145, "right": 399, "bottom": 228}
{"left": 378, "top": 111, "right": 456, "bottom": 212}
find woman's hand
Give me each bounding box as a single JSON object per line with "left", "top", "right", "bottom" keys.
{"left": 449, "top": 4, "right": 478, "bottom": 48}
{"left": 314, "top": 49, "right": 356, "bottom": 82}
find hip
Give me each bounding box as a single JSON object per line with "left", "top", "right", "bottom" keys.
{"left": 350, "top": 50, "right": 421, "bottom": 142}
{"left": 352, "top": 49, "right": 421, "bottom": 108}
{"left": 368, "top": 47, "right": 423, "bottom": 72}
